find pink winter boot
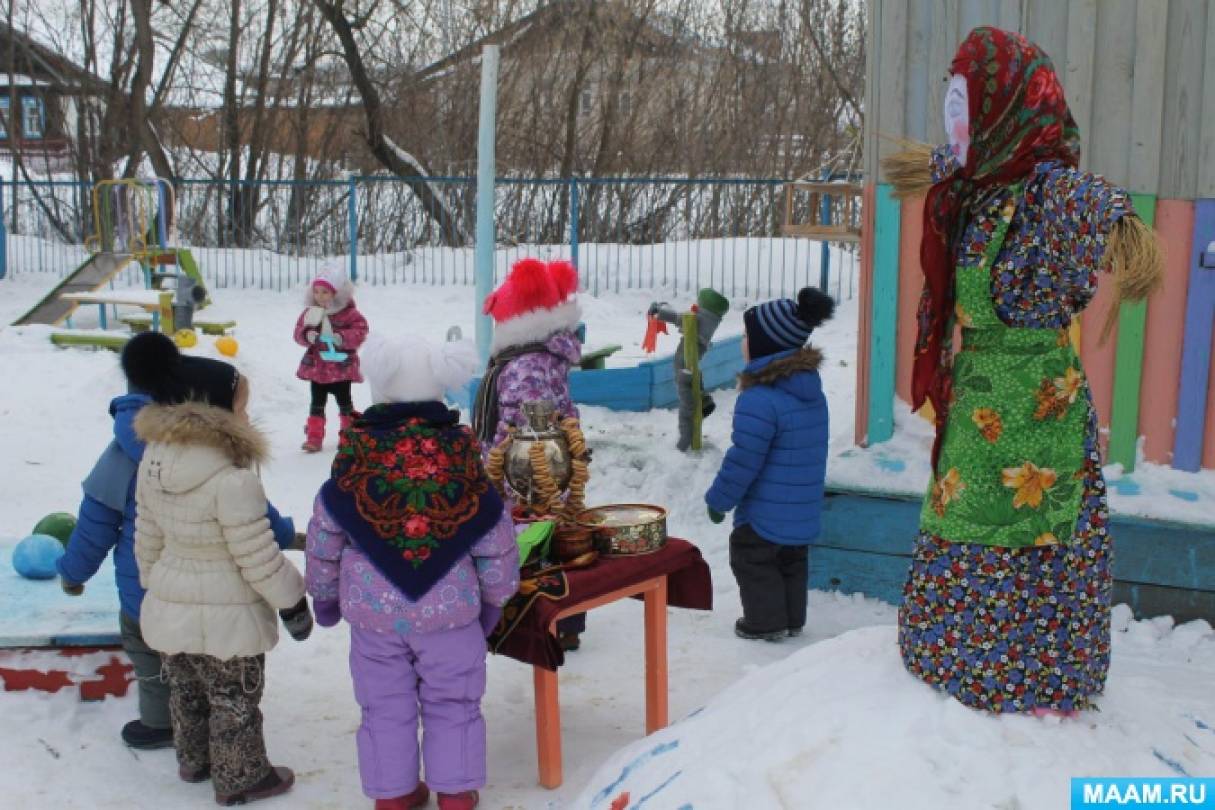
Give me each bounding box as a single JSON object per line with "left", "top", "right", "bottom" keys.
{"left": 302, "top": 415, "right": 325, "bottom": 452}
{"left": 339, "top": 413, "right": 354, "bottom": 432}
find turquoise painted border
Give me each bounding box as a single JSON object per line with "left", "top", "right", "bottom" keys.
{"left": 867, "top": 184, "right": 900, "bottom": 444}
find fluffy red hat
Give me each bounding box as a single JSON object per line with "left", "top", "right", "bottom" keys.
{"left": 482, "top": 258, "right": 577, "bottom": 323}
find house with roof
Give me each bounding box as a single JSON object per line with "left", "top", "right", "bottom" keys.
{"left": 0, "top": 22, "right": 108, "bottom": 170}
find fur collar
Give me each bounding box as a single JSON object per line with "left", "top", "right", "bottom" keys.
{"left": 738, "top": 347, "right": 823, "bottom": 389}
{"left": 134, "top": 402, "right": 268, "bottom": 468}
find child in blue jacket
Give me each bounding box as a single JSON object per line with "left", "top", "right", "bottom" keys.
{"left": 705, "top": 287, "right": 834, "bottom": 641}
{"left": 57, "top": 333, "right": 296, "bottom": 750}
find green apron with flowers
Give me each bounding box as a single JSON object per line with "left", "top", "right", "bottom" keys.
{"left": 919, "top": 190, "right": 1088, "bottom": 548}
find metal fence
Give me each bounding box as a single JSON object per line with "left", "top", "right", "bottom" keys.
{"left": 0, "top": 176, "right": 858, "bottom": 301}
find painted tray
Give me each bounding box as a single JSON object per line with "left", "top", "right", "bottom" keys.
{"left": 575, "top": 504, "right": 668, "bottom": 556}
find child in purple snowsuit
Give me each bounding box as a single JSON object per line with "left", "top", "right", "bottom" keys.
{"left": 306, "top": 333, "right": 519, "bottom": 810}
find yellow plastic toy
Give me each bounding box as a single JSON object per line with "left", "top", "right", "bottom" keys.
{"left": 215, "top": 335, "right": 239, "bottom": 357}
{"left": 174, "top": 328, "right": 198, "bottom": 348}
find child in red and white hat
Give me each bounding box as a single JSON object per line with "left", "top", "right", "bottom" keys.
{"left": 293, "top": 264, "right": 369, "bottom": 452}
{"left": 471, "top": 258, "right": 582, "bottom": 450}
{"left": 471, "top": 257, "right": 586, "bottom": 651}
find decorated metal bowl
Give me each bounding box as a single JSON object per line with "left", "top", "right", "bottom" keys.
{"left": 575, "top": 504, "right": 668, "bottom": 556}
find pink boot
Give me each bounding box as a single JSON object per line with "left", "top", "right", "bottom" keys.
{"left": 340, "top": 413, "right": 354, "bottom": 432}
{"left": 302, "top": 415, "right": 325, "bottom": 452}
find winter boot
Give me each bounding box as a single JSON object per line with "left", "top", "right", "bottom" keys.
{"left": 302, "top": 415, "right": 325, "bottom": 453}
{"left": 180, "top": 764, "right": 211, "bottom": 783}
{"left": 733, "top": 618, "right": 785, "bottom": 642}
{"left": 215, "top": 766, "right": 295, "bottom": 806}
{"left": 339, "top": 412, "right": 354, "bottom": 433}
{"left": 374, "top": 783, "right": 430, "bottom": 810}
{"left": 121, "top": 719, "right": 174, "bottom": 750}
{"left": 437, "top": 791, "right": 479, "bottom": 810}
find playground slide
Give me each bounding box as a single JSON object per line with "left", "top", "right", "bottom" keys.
{"left": 12, "top": 252, "right": 134, "bottom": 326}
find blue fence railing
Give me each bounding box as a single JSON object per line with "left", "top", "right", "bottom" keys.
{"left": 0, "top": 176, "right": 858, "bottom": 302}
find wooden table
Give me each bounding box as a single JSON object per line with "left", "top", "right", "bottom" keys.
{"left": 61, "top": 289, "right": 174, "bottom": 333}
{"left": 532, "top": 574, "right": 670, "bottom": 789}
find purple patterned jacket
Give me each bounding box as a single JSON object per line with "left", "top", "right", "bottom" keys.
{"left": 492, "top": 330, "right": 581, "bottom": 446}
{"left": 305, "top": 495, "right": 519, "bottom": 636}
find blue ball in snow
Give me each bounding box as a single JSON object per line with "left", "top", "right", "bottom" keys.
{"left": 12, "top": 533, "right": 65, "bottom": 580}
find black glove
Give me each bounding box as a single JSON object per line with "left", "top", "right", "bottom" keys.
{"left": 61, "top": 578, "right": 84, "bottom": 596}
{"left": 279, "top": 597, "right": 314, "bottom": 642}
{"left": 708, "top": 507, "right": 725, "bottom": 524}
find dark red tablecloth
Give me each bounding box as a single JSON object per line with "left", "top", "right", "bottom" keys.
{"left": 494, "top": 537, "right": 712, "bottom": 671}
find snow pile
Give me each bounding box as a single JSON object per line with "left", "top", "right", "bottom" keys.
{"left": 576, "top": 610, "right": 1215, "bottom": 810}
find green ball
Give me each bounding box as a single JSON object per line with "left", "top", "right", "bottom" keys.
{"left": 32, "top": 512, "right": 76, "bottom": 547}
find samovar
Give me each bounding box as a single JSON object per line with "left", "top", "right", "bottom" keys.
{"left": 503, "top": 401, "right": 572, "bottom": 506}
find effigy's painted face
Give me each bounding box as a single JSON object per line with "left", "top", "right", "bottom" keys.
{"left": 943, "top": 74, "right": 970, "bottom": 166}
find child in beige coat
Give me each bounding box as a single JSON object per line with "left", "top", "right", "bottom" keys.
{"left": 132, "top": 334, "right": 313, "bottom": 806}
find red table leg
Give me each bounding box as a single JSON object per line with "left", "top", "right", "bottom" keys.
{"left": 532, "top": 574, "right": 673, "bottom": 788}
{"left": 644, "top": 576, "right": 669, "bottom": 734}
{"left": 534, "top": 665, "right": 562, "bottom": 789}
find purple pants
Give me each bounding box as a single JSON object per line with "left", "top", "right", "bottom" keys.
{"left": 349, "top": 622, "right": 488, "bottom": 799}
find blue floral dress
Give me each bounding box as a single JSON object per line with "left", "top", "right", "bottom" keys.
{"left": 897, "top": 155, "right": 1130, "bottom": 713}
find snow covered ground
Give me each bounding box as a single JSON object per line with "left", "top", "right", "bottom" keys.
{"left": 1, "top": 265, "right": 1213, "bottom": 809}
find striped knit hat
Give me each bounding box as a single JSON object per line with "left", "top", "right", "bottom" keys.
{"left": 743, "top": 287, "right": 835, "bottom": 360}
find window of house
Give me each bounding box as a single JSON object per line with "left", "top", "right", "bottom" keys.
{"left": 22, "top": 96, "right": 44, "bottom": 139}
{"left": 0, "top": 98, "right": 9, "bottom": 140}
{"left": 581, "top": 90, "right": 592, "bottom": 114}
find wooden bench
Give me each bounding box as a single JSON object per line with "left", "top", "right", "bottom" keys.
{"left": 120, "top": 314, "right": 236, "bottom": 335}
{"left": 579, "top": 344, "right": 623, "bottom": 370}
{"left": 50, "top": 332, "right": 130, "bottom": 351}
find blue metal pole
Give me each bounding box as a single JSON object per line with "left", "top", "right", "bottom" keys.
{"left": 348, "top": 176, "right": 359, "bottom": 282}
{"left": 0, "top": 184, "right": 7, "bottom": 279}
{"left": 474, "top": 45, "right": 500, "bottom": 364}
{"left": 819, "top": 176, "right": 831, "bottom": 293}
{"left": 569, "top": 179, "right": 579, "bottom": 272}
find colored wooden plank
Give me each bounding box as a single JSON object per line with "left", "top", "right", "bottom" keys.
{"left": 867, "top": 185, "right": 900, "bottom": 444}
{"left": 1158, "top": 0, "right": 1207, "bottom": 200}
{"left": 876, "top": 0, "right": 907, "bottom": 172}
{"left": 895, "top": 196, "right": 924, "bottom": 405}
{"left": 813, "top": 488, "right": 1215, "bottom": 621}
{"left": 1172, "top": 199, "right": 1215, "bottom": 471}
{"left": 904, "top": 0, "right": 934, "bottom": 142}
{"left": 572, "top": 366, "right": 654, "bottom": 411}
{"left": 1023, "top": 0, "right": 1068, "bottom": 83}
{"left": 808, "top": 546, "right": 907, "bottom": 606}
{"left": 1107, "top": 194, "right": 1156, "bottom": 471}
{"left": 855, "top": 183, "right": 876, "bottom": 445}
{"left": 1199, "top": 1, "right": 1215, "bottom": 199}
{"left": 1062, "top": 0, "right": 1097, "bottom": 170}
{"left": 926, "top": 0, "right": 961, "bottom": 146}
{"left": 1140, "top": 200, "right": 1194, "bottom": 464}
{"left": 1127, "top": 0, "right": 1168, "bottom": 195}
{"left": 1088, "top": 0, "right": 1135, "bottom": 185}
{"left": 1083, "top": 240, "right": 1117, "bottom": 439}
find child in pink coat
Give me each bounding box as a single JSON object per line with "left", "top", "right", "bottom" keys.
{"left": 294, "top": 264, "right": 369, "bottom": 452}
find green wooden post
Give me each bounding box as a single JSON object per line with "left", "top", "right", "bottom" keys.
{"left": 1107, "top": 194, "right": 1156, "bottom": 472}
{"left": 683, "top": 311, "right": 703, "bottom": 451}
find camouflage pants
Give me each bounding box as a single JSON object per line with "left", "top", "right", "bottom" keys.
{"left": 164, "top": 653, "right": 271, "bottom": 796}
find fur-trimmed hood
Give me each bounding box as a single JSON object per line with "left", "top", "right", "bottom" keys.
{"left": 738, "top": 346, "right": 823, "bottom": 391}
{"left": 135, "top": 402, "right": 267, "bottom": 494}
{"left": 489, "top": 298, "right": 582, "bottom": 355}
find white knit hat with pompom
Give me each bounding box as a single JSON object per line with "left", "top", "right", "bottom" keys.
{"left": 361, "top": 333, "right": 479, "bottom": 404}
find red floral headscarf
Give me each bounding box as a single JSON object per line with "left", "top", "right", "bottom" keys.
{"left": 915, "top": 26, "right": 1080, "bottom": 466}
